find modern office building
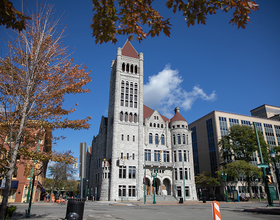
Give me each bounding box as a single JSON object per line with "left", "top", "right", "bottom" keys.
{"left": 189, "top": 104, "right": 280, "bottom": 196}
{"left": 87, "top": 41, "right": 197, "bottom": 201}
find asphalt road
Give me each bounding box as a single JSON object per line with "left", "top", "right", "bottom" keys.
{"left": 9, "top": 200, "right": 280, "bottom": 220}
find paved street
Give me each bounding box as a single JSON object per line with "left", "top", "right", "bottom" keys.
{"left": 10, "top": 200, "right": 280, "bottom": 220}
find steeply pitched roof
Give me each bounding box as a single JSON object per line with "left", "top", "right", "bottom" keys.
{"left": 143, "top": 105, "right": 169, "bottom": 122}
{"left": 122, "top": 40, "right": 139, "bottom": 59}
{"left": 170, "top": 107, "right": 187, "bottom": 122}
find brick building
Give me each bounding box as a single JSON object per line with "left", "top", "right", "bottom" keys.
{"left": 0, "top": 127, "right": 51, "bottom": 203}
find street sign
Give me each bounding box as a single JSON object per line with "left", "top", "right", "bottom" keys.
{"left": 257, "top": 163, "right": 269, "bottom": 168}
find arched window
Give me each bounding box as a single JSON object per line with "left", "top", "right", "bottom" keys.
{"left": 178, "top": 134, "right": 181, "bottom": 144}
{"left": 153, "top": 123, "right": 156, "bottom": 127}
{"left": 161, "top": 134, "right": 165, "bottom": 145}
{"left": 149, "top": 133, "right": 153, "bottom": 144}
{"left": 183, "top": 134, "right": 186, "bottom": 144}
{"left": 173, "top": 134, "right": 176, "bottom": 145}
{"left": 150, "top": 123, "right": 152, "bottom": 127}
{"left": 125, "top": 100, "right": 128, "bottom": 107}
{"left": 120, "top": 112, "right": 123, "bottom": 121}
{"left": 134, "top": 114, "right": 137, "bottom": 123}
{"left": 155, "top": 134, "right": 159, "bottom": 145}
{"left": 126, "top": 63, "right": 129, "bottom": 72}
{"left": 135, "top": 65, "right": 138, "bottom": 74}
{"left": 157, "top": 124, "right": 159, "bottom": 128}
{"left": 161, "top": 124, "right": 164, "bottom": 128}
{"left": 131, "top": 64, "right": 134, "bottom": 73}
{"left": 122, "top": 63, "right": 125, "bottom": 71}
{"left": 129, "top": 113, "right": 132, "bottom": 122}
{"left": 186, "top": 135, "right": 188, "bottom": 145}
{"left": 125, "top": 112, "right": 128, "bottom": 121}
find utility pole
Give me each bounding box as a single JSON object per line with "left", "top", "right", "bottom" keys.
{"left": 253, "top": 122, "right": 273, "bottom": 207}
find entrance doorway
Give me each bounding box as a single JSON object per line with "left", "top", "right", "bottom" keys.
{"left": 163, "top": 178, "right": 171, "bottom": 195}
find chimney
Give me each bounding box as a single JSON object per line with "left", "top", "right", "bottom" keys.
{"left": 174, "top": 107, "right": 180, "bottom": 113}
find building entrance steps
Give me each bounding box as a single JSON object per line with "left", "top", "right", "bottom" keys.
{"left": 139, "top": 195, "right": 177, "bottom": 202}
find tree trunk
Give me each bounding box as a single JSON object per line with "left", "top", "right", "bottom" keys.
{"left": 0, "top": 142, "right": 20, "bottom": 220}
{"left": 49, "top": 188, "right": 54, "bottom": 202}
{"left": 0, "top": 167, "right": 13, "bottom": 220}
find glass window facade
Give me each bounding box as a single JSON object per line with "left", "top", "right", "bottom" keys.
{"left": 206, "top": 118, "right": 217, "bottom": 177}
{"left": 229, "top": 118, "right": 239, "bottom": 127}
{"left": 264, "top": 123, "right": 276, "bottom": 148}
{"left": 191, "top": 126, "right": 199, "bottom": 176}
{"left": 219, "top": 117, "right": 228, "bottom": 137}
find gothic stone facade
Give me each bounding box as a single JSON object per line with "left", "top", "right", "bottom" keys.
{"left": 89, "top": 41, "right": 197, "bottom": 201}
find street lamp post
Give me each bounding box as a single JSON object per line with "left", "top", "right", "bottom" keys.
{"left": 270, "top": 150, "right": 280, "bottom": 201}
{"left": 221, "top": 172, "right": 229, "bottom": 202}
{"left": 151, "top": 169, "right": 158, "bottom": 204}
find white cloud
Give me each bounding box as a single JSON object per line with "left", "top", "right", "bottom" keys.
{"left": 144, "top": 65, "right": 216, "bottom": 118}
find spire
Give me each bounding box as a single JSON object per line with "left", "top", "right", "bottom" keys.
{"left": 122, "top": 40, "right": 139, "bottom": 59}
{"left": 170, "top": 107, "right": 187, "bottom": 122}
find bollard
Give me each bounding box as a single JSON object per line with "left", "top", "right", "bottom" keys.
{"left": 203, "top": 196, "right": 206, "bottom": 203}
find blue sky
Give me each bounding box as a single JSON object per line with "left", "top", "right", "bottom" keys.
{"left": 1, "top": 0, "right": 280, "bottom": 166}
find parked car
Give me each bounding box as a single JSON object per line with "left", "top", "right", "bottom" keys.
{"left": 240, "top": 196, "right": 249, "bottom": 202}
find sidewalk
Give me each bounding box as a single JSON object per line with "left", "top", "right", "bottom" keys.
{"left": 8, "top": 199, "right": 280, "bottom": 219}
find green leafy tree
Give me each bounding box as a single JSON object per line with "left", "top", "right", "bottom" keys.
{"left": 219, "top": 124, "right": 270, "bottom": 165}
{"left": 225, "top": 160, "right": 262, "bottom": 198}
{"left": 46, "top": 158, "right": 76, "bottom": 199}
{"left": 195, "top": 171, "right": 220, "bottom": 196}
{"left": 91, "top": 0, "right": 259, "bottom": 44}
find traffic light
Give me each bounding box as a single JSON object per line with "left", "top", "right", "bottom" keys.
{"left": 266, "top": 175, "right": 272, "bottom": 184}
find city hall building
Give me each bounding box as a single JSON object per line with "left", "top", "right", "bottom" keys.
{"left": 87, "top": 41, "right": 197, "bottom": 201}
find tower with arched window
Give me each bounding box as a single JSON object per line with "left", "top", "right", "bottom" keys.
{"left": 89, "top": 41, "right": 197, "bottom": 202}
{"left": 170, "top": 107, "right": 196, "bottom": 199}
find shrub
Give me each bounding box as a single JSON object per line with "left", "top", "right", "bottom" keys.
{"left": 5, "top": 206, "right": 16, "bottom": 220}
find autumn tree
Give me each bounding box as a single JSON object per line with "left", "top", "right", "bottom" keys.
{"left": 0, "top": 4, "right": 91, "bottom": 218}
{"left": 91, "top": 0, "right": 259, "bottom": 44}
{"left": 225, "top": 160, "right": 262, "bottom": 198}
